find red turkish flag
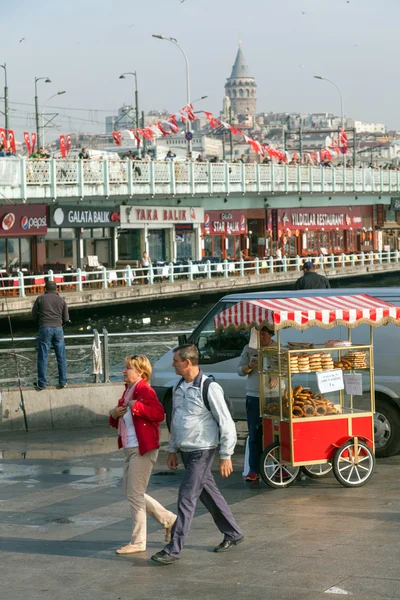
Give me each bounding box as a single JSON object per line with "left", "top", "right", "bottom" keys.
{"left": 229, "top": 125, "right": 244, "bottom": 136}
{"left": 66, "top": 135, "right": 71, "bottom": 154}
{"left": 168, "top": 116, "right": 179, "bottom": 133}
{"left": 155, "top": 122, "right": 168, "bottom": 136}
{"left": 59, "top": 135, "right": 66, "bottom": 158}
{"left": 112, "top": 131, "right": 122, "bottom": 146}
{"left": 31, "top": 133, "right": 37, "bottom": 153}
{"left": 182, "top": 104, "right": 196, "bottom": 122}
{"left": 23, "top": 132, "right": 31, "bottom": 154}
{"left": 138, "top": 128, "right": 154, "bottom": 141}
{"left": 0, "top": 128, "right": 6, "bottom": 146}
{"left": 129, "top": 130, "right": 141, "bottom": 146}
{"left": 8, "top": 130, "right": 16, "bottom": 153}
{"left": 203, "top": 111, "right": 221, "bottom": 130}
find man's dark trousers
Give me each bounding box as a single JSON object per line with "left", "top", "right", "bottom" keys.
{"left": 164, "top": 449, "right": 242, "bottom": 556}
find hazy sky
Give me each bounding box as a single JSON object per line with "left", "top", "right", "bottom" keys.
{"left": 3, "top": 0, "right": 400, "bottom": 140}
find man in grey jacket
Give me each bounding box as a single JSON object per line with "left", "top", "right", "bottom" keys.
{"left": 151, "top": 344, "right": 243, "bottom": 565}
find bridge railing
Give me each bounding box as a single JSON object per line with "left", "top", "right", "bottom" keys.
{"left": 1, "top": 251, "right": 399, "bottom": 298}
{"left": 2, "top": 158, "right": 400, "bottom": 200}
{"left": 0, "top": 329, "right": 193, "bottom": 387}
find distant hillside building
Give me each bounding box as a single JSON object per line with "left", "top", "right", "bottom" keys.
{"left": 224, "top": 42, "right": 257, "bottom": 119}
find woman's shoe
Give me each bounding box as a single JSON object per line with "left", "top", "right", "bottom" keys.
{"left": 164, "top": 516, "right": 177, "bottom": 543}
{"left": 115, "top": 543, "right": 146, "bottom": 555}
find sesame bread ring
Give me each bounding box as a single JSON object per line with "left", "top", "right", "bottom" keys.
{"left": 315, "top": 404, "right": 327, "bottom": 416}
{"left": 292, "top": 405, "right": 304, "bottom": 418}
{"left": 294, "top": 386, "right": 303, "bottom": 395}
{"left": 302, "top": 405, "right": 316, "bottom": 417}
{"left": 312, "top": 394, "right": 324, "bottom": 401}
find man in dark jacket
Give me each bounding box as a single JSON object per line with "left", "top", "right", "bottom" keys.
{"left": 32, "top": 281, "right": 70, "bottom": 390}
{"left": 295, "top": 261, "right": 331, "bottom": 290}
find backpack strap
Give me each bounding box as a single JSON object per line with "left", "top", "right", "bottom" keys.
{"left": 202, "top": 375, "right": 216, "bottom": 412}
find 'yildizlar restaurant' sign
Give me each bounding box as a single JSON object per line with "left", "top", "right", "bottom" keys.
{"left": 50, "top": 206, "right": 120, "bottom": 228}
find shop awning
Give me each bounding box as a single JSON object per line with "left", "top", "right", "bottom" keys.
{"left": 214, "top": 294, "right": 400, "bottom": 331}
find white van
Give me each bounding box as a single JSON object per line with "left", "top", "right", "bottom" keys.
{"left": 152, "top": 288, "right": 400, "bottom": 458}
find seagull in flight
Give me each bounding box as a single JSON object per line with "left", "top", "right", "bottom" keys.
{"left": 19, "top": 37, "right": 26, "bottom": 43}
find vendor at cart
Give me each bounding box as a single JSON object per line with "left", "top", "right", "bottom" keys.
{"left": 238, "top": 326, "right": 279, "bottom": 482}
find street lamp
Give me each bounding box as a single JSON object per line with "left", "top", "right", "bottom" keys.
{"left": 314, "top": 75, "right": 347, "bottom": 167}
{"left": 0, "top": 63, "right": 8, "bottom": 138}
{"left": 41, "top": 91, "right": 66, "bottom": 148}
{"left": 152, "top": 34, "right": 192, "bottom": 156}
{"left": 35, "top": 76, "right": 51, "bottom": 148}
{"left": 119, "top": 72, "right": 140, "bottom": 156}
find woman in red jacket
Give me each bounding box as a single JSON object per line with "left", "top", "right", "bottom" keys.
{"left": 109, "top": 354, "right": 176, "bottom": 555}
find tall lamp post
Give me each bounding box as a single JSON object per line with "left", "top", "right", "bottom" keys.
{"left": 0, "top": 63, "right": 8, "bottom": 138}
{"left": 34, "top": 76, "right": 51, "bottom": 148}
{"left": 119, "top": 71, "right": 140, "bottom": 156}
{"left": 314, "top": 75, "right": 345, "bottom": 164}
{"left": 42, "top": 90, "right": 66, "bottom": 148}
{"left": 152, "top": 34, "right": 192, "bottom": 156}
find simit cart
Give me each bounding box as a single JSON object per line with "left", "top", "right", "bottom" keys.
{"left": 215, "top": 294, "right": 400, "bottom": 488}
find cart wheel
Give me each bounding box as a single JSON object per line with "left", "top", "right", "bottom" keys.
{"left": 333, "top": 440, "right": 375, "bottom": 488}
{"left": 260, "top": 443, "right": 300, "bottom": 489}
{"left": 301, "top": 463, "right": 333, "bottom": 479}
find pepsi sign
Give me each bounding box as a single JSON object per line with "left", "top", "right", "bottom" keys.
{"left": 0, "top": 204, "right": 48, "bottom": 237}
{"left": 21, "top": 216, "right": 47, "bottom": 230}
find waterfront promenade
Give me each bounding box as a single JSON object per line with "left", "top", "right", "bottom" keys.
{"left": 2, "top": 255, "right": 400, "bottom": 316}
{"left": 1, "top": 426, "right": 400, "bottom": 600}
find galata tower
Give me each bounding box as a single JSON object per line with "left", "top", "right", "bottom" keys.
{"left": 224, "top": 42, "right": 257, "bottom": 117}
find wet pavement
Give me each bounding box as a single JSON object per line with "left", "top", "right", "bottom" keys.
{"left": 1, "top": 427, "right": 400, "bottom": 600}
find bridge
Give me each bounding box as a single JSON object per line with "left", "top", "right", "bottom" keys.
{"left": 1, "top": 158, "right": 399, "bottom": 202}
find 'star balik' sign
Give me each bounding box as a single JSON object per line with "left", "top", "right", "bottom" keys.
{"left": 50, "top": 206, "right": 120, "bottom": 228}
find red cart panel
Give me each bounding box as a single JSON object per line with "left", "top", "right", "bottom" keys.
{"left": 292, "top": 415, "right": 373, "bottom": 464}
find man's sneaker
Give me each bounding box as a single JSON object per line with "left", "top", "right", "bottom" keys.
{"left": 34, "top": 383, "right": 45, "bottom": 391}
{"left": 245, "top": 472, "right": 259, "bottom": 482}
{"left": 151, "top": 550, "right": 179, "bottom": 565}
{"left": 57, "top": 383, "right": 67, "bottom": 389}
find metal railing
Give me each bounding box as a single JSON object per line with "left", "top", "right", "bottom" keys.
{"left": 0, "top": 329, "right": 192, "bottom": 387}
{"left": 1, "top": 158, "right": 399, "bottom": 200}
{"left": 1, "top": 252, "right": 399, "bottom": 298}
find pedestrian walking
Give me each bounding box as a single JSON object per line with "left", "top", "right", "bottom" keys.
{"left": 295, "top": 261, "right": 331, "bottom": 290}
{"left": 109, "top": 354, "right": 177, "bottom": 555}
{"left": 151, "top": 344, "right": 243, "bottom": 565}
{"left": 31, "top": 280, "right": 69, "bottom": 390}
{"left": 238, "top": 327, "right": 278, "bottom": 482}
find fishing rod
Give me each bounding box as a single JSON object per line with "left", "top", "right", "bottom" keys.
{"left": 0, "top": 194, "right": 29, "bottom": 431}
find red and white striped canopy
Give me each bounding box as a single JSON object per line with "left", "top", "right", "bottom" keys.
{"left": 214, "top": 294, "right": 400, "bottom": 331}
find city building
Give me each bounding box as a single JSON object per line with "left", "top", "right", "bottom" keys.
{"left": 350, "top": 120, "right": 386, "bottom": 134}
{"left": 224, "top": 42, "right": 257, "bottom": 121}
{"left": 105, "top": 104, "right": 137, "bottom": 133}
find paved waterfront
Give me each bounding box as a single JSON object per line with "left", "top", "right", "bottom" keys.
{"left": 1, "top": 428, "right": 400, "bottom": 600}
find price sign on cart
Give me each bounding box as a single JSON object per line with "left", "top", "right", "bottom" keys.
{"left": 316, "top": 369, "right": 344, "bottom": 394}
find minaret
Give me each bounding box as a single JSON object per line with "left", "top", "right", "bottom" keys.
{"left": 224, "top": 41, "right": 257, "bottom": 117}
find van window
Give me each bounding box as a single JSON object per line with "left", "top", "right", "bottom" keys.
{"left": 190, "top": 302, "right": 249, "bottom": 365}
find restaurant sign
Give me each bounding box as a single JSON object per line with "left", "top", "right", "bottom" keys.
{"left": 0, "top": 204, "right": 48, "bottom": 236}
{"left": 275, "top": 207, "right": 371, "bottom": 231}
{"left": 50, "top": 206, "right": 120, "bottom": 228}
{"left": 204, "top": 210, "right": 246, "bottom": 235}
{"left": 121, "top": 205, "right": 204, "bottom": 225}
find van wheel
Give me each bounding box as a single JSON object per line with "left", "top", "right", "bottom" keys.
{"left": 375, "top": 397, "right": 400, "bottom": 458}
{"left": 162, "top": 390, "right": 173, "bottom": 433}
